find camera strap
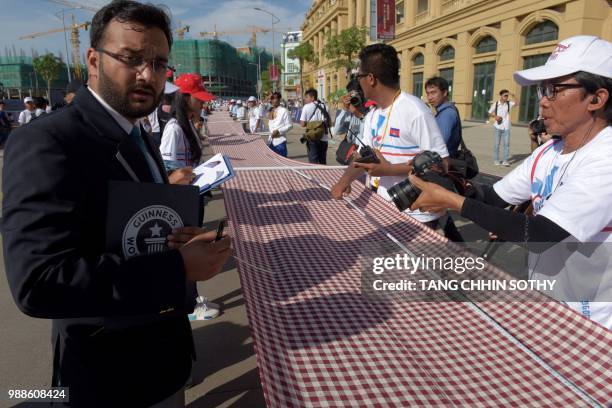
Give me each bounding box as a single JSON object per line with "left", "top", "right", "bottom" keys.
{"left": 369, "top": 91, "right": 401, "bottom": 189}
{"left": 372, "top": 91, "right": 402, "bottom": 152}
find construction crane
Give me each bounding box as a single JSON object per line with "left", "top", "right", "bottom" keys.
{"left": 199, "top": 25, "right": 292, "bottom": 47}
{"left": 45, "top": 0, "right": 99, "bottom": 12}
{"left": 175, "top": 24, "right": 190, "bottom": 40}
{"left": 19, "top": 15, "right": 90, "bottom": 79}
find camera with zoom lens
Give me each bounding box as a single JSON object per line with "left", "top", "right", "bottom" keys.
{"left": 349, "top": 90, "right": 364, "bottom": 108}
{"left": 387, "top": 151, "right": 456, "bottom": 212}
{"left": 354, "top": 145, "right": 380, "bottom": 164}
{"left": 346, "top": 77, "right": 368, "bottom": 114}
{"left": 529, "top": 118, "right": 547, "bottom": 135}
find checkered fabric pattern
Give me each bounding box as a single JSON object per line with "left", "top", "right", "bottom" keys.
{"left": 206, "top": 113, "right": 612, "bottom": 407}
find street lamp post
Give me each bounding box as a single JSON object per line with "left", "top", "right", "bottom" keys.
{"left": 248, "top": 62, "right": 260, "bottom": 99}
{"left": 253, "top": 7, "right": 280, "bottom": 91}
{"left": 54, "top": 8, "right": 81, "bottom": 82}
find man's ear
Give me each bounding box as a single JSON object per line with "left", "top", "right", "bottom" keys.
{"left": 86, "top": 48, "right": 99, "bottom": 79}
{"left": 588, "top": 88, "right": 609, "bottom": 113}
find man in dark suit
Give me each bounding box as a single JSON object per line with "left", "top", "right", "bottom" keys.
{"left": 1, "top": 1, "right": 231, "bottom": 407}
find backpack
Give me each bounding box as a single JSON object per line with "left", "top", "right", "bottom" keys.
{"left": 446, "top": 105, "right": 479, "bottom": 179}
{"left": 304, "top": 102, "right": 330, "bottom": 142}
{"left": 494, "top": 101, "right": 509, "bottom": 125}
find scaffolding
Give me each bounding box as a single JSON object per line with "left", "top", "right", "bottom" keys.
{"left": 170, "top": 39, "right": 272, "bottom": 98}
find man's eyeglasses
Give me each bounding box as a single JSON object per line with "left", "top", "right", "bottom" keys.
{"left": 96, "top": 48, "right": 172, "bottom": 75}
{"left": 356, "top": 73, "right": 370, "bottom": 80}
{"left": 537, "top": 83, "right": 583, "bottom": 101}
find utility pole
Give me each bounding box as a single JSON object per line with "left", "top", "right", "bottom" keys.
{"left": 254, "top": 7, "right": 280, "bottom": 91}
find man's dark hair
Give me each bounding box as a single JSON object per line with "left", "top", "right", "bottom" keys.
{"left": 162, "top": 93, "right": 174, "bottom": 105}
{"left": 90, "top": 0, "right": 173, "bottom": 50}
{"left": 304, "top": 88, "right": 318, "bottom": 100}
{"left": 499, "top": 89, "right": 509, "bottom": 96}
{"left": 358, "top": 44, "right": 400, "bottom": 88}
{"left": 575, "top": 71, "right": 612, "bottom": 125}
{"left": 425, "top": 77, "right": 449, "bottom": 93}
{"left": 270, "top": 91, "right": 282, "bottom": 100}
{"left": 34, "top": 97, "right": 47, "bottom": 109}
{"left": 0, "top": 100, "right": 5, "bottom": 105}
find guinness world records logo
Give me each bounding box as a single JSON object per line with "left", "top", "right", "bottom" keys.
{"left": 122, "top": 205, "right": 184, "bottom": 258}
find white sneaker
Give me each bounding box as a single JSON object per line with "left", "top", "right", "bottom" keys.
{"left": 494, "top": 161, "right": 501, "bottom": 165}
{"left": 502, "top": 161, "right": 510, "bottom": 166}
{"left": 189, "top": 296, "right": 220, "bottom": 320}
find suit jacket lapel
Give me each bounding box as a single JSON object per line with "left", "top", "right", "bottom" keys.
{"left": 116, "top": 137, "right": 156, "bottom": 183}
{"left": 73, "top": 88, "right": 157, "bottom": 183}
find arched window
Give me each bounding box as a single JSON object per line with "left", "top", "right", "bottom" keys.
{"left": 475, "top": 36, "right": 497, "bottom": 54}
{"left": 525, "top": 21, "right": 559, "bottom": 45}
{"left": 439, "top": 46, "right": 455, "bottom": 61}
{"left": 413, "top": 53, "right": 424, "bottom": 65}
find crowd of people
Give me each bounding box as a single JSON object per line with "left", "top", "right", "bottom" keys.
{"left": 1, "top": 0, "right": 611, "bottom": 406}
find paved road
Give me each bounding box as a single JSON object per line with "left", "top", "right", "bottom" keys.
{"left": 0, "top": 118, "right": 533, "bottom": 407}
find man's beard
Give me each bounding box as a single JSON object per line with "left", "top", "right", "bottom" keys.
{"left": 98, "top": 63, "right": 163, "bottom": 120}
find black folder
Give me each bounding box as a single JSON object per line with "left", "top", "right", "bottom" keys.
{"left": 106, "top": 181, "right": 201, "bottom": 259}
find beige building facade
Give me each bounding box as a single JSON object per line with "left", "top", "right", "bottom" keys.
{"left": 301, "top": 0, "right": 352, "bottom": 100}
{"left": 302, "top": 0, "right": 612, "bottom": 122}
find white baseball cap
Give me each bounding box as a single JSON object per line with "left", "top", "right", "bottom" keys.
{"left": 247, "top": 96, "right": 257, "bottom": 102}
{"left": 236, "top": 100, "right": 242, "bottom": 105}
{"left": 24, "top": 97, "right": 33, "bottom": 104}
{"left": 230, "top": 99, "right": 235, "bottom": 103}
{"left": 164, "top": 81, "right": 179, "bottom": 94}
{"left": 514, "top": 35, "right": 612, "bottom": 86}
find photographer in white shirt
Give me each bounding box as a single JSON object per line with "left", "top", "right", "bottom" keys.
{"left": 409, "top": 36, "right": 612, "bottom": 329}
{"left": 331, "top": 43, "right": 448, "bottom": 227}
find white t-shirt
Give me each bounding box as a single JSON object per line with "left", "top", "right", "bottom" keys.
{"left": 363, "top": 92, "right": 449, "bottom": 223}
{"left": 248, "top": 106, "right": 263, "bottom": 133}
{"left": 236, "top": 106, "right": 247, "bottom": 120}
{"left": 267, "top": 106, "right": 292, "bottom": 146}
{"left": 488, "top": 100, "right": 515, "bottom": 130}
{"left": 18, "top": 109, "right": 34, "bottom": 125}
{"left": 494, "top": 127, "right": 612, "bottom": 329}
{"left": 159, "top": 118, "right": 199, "bottom": 167}
{"left": 300, "top": 101, "right": 330, "bottom": 142}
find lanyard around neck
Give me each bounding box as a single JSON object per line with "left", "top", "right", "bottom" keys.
{"left": 375, "top": 91, "right": 401, "bottom": 151}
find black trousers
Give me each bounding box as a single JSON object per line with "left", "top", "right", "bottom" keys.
{"left": 307, "top": 140, "right": 328, "bottom": 164}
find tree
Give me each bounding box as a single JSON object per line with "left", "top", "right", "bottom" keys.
{"left": 287, "top": 42, "right": 316, "bottom": 99}
{"left": 33, "top": 53, "right": 63, "bottom": 101}
{"left": 323, "top": 26, "right": 367, "bottom": 74}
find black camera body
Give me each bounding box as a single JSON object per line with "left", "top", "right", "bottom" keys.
{"left": 529, "top": 118, "right": 547, "bottom": 135}
{"left": 346, "top": 77, "right": 368, "bottom": 114}
{"left": 354, "top": 146, "right": 380, "bottom": 164}
{"left": 388, "top": 151, "right": 455, "bottom": 212}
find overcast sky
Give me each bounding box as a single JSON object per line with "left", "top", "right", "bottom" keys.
{"left": 1, "top": 0, "right": 309, "bottom": 62}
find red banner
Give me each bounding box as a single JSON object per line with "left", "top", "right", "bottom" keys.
{"left": 376, "top": 0, "right": 395, "bottom": 40}
{"left": 269, "top": 64, "right": 279, "bottom": 82}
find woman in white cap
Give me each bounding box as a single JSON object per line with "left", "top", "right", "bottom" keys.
{"left": 18, "top": 97, "right": 35, "bottom": 126}
{"left": 247, "top": 96, "right": 262, "bottom": 133}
